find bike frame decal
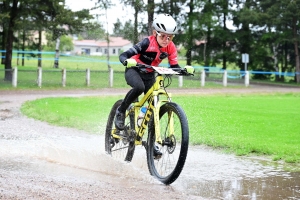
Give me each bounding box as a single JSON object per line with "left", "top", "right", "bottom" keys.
{"left": 137, "top": 97, "right": 154, "bottom": 138}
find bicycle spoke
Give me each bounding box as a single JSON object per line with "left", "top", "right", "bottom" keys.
{"left": 147, "top": 102, "right": 189, "bottom": 185}
{"left": 105, "top": 99, "right": 136, "bottom": 162}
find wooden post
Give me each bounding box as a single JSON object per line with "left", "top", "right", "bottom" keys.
{"left": 178, "top": 76, "right": 183, "bottom": 88}
{"left": 109, "top": 68, "right": 113, "bottom": 88}
{"left": 201, "top": 70, "right": 205, "bottom": 87}
{"left": 245, "top": 71, "right": 249, "bottom": 87}
{"left": 62, "top": 68, "right": 66, "bottom": 87}
{"left": 223, "top": 70, "right": 227, "bottom": 87}
{"left": 12, "top": 67, "right": 18, "bottom": 87}
{"left": 37, "top": 67, "right": 42, "bottom": 87}
{"left": 86, "top": 68, "right": 90, "bottom": 86}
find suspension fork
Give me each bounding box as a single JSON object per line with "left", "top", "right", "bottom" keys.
{"left": 153, "top": 95, "right": 163, "bottom": 144}
{"left": 153, "top": 95, "right": 174, "bottom": 145}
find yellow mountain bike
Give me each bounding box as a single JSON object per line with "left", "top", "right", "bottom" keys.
{"left": 105, "top": 64, "right": 192, "bottom": 185}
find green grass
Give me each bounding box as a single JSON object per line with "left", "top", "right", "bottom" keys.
{"left": 21, "top": 93, "right": 300, "bottom": 163}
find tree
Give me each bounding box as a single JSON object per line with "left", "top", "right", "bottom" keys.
{"left": 0, "top": 1, "right": 10, "bottom": 65}
{"left": 260, "top": 0, "right": 300, "bottom": 83}
{"left": 48, "top": 6, "right": 93, "bottom": 68}
{"left": 146, "top": 0, "right": 155, "bottom": 35}
{"left": 112, "top": 19, "right": 123, "bottom": 37}
{"left": 1, "top": 0, "right": 94, "bottom": 79}
{"left": 44, "top": 34, "right": 74, "bottom": 52}
{"left": 119, "top": 0, "right": 145, "bottom": 44}
{"left": 78, "top": 21, "right": 106, "bottom": 40}
{"left": 231, "top": 0, "right": 260, "bottom": 71}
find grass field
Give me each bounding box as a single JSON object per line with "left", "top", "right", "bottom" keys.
{"left": 20, "top": 92, "right": 300, "bottom": 163}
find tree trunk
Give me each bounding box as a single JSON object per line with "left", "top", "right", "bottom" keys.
{"left": 4, "top": 0, "right": 19, "bottom": 81}
{"left": 293, "top": 17, "right": 300, "bottom": 83}
{"left": 222, "top": 12, "right": 227, "bottom": 70}
{"left": 133, "top": 5, "right": 139, "bottom": 44}
{"left": 186, "top": 0, "right": 194, "bottom": 66}
{"left": 105, "top": 8, "right": 111, "bottom": 71}
{"left": 272, "top": 44, "right": 280, "bottom": 81}
{"left": 53, "top": 37, "right": 60, "bottom": 68}
{"left": 1, "top": 29, "right": 7, "bottom": 65}
{"left": 147, "top": 0, "right": 154, "bottom": 36}
{"left": 22, "top": 29, "right": 25, "bottom": 66}
{"left": 38, "top": 29, "right": 42, "bottom": 67}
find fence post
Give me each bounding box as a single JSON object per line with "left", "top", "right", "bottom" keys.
{"left": 12, "top": 67, "right": 18, "bottom": 87}
{"left": 86, "top": 68, "right": 90, "bottom": 86}
{"left": 37, "top": 67, "right": 42, "bottom": 87}
{"left": 223, "top": 70, "right": 227, "bottom": 87}
{"left": 201, "top": 70, "right": 205, "bottom": 87}
{"left": 178, "top": 76, "right": 183, "bottom": 88}
{"left": 245, "top": 71, "right": 249, "bottom": 87}
{"left": 62, "top": 68, "right": 66, "bottom": 87}
{"left": 109, "top": 68, "right": 113, "bottom": 88}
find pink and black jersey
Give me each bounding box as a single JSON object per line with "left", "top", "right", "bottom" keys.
{"left": 119, "top": 35, "right": 179, "bottom": 71}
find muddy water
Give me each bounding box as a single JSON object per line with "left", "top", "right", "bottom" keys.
{"left": 1, "top": 118, "right": 299, "bottom": 200}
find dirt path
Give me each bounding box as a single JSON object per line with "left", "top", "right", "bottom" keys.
{"left": 0, "top": 87, "right": 300, "bottom": 199}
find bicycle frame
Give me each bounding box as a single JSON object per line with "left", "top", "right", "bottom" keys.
{"left": 106, "top": 64, "right": 192, "bottom": 184}
{"left": 128, "top": 73, "right": 173, "bottom": 146}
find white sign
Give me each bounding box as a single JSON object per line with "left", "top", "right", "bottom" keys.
{"left": 153, "top": 67, "right": 179, "bottom": 74}
{"left": 242, "top": 53, "right": 249, "bottom": 63}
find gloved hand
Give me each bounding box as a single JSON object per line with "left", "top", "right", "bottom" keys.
{"left": 184, "top": 65, "right": 194, "bottom": 74}
{"left": 123, "top": 59, "right": 137, "bottom": 68}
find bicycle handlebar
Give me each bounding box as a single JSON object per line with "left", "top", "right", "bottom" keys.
{"left": 135, "top": 63, "right": 193, "bottom": 76}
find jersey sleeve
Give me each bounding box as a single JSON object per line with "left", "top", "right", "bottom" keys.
{"left": 119, "top": 38, "right": 150, "bottom": 65}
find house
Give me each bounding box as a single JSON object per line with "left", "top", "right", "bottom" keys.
{"left": 73, "top": 37, "right": 132, "bottom": 56}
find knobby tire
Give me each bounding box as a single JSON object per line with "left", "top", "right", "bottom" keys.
{"left": 146, "top": 102, "right": 189, "bottom": 185}
{"left": 105, "top": 99, "right": 135, "bottom": 162}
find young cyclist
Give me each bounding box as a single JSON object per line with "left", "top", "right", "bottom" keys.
{"left": 115, "top": 13, "right": 194, "bottom": 131}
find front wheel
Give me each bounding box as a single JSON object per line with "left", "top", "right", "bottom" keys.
{"left": 105, "top": 99, "right": 136, "bottom": 162}
{"left": 146, "top": 102, "right": 189, "bottom": 185}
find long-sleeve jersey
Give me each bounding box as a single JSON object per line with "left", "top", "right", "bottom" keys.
{"left": 119, "top": 35, "right": 180, "bottom": 71}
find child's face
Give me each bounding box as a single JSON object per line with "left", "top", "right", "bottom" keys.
{"left": 154, "top": 30, "right": 174, "bottom": 48}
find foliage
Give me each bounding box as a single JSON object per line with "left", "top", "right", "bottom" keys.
{"left": 77, "top": 21, "right": 106, "bottom": 40}
{"left": 44, "top": 34, "right": 74, "bottom": 52}
{"left": 0, "top": 0, "right": 95, "bottom": 80}
{"left": 113, "top": 19, "right": 135, "bottom": 43}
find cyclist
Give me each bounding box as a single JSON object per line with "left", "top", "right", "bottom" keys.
{"left": 115, "top": 13, "right": 194, "bottom": 131}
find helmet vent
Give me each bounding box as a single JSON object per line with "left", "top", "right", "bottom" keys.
{"left": 161, "top": 24, "right": 166, "bottom": 31}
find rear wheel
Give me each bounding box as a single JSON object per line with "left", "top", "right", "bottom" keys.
{"left": 146, "top": 102, "right": 189, "bottom": 185}
{"left": 105, "top": 99, "right": 136, "bottom": 162}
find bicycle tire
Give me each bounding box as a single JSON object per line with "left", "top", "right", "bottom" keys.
{"left": 105, "top": 99, "right": 136, "bottom": 162}
{"left": 146, "top": 102, "right": 189, "bottom": 185}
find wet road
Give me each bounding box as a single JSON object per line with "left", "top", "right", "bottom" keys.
{"left": 1, "top": 88, "right": 300, "bottom": 199}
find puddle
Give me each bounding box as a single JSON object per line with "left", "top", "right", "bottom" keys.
{"left": 172, "top": 146, "right": 300, "bottom": 199}
{"left": 0, "top": 119, "right": 299, "bottom": 199}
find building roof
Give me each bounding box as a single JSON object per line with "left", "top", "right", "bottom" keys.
{"left": 74, "top": 37, "right": 132, "bottom": 47}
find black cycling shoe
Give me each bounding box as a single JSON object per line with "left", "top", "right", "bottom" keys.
{"left": 114, "top": 107, "right": 125, "bottom": 130}
{"left": 153, "top": 145, "right": 162, "bottom": 158}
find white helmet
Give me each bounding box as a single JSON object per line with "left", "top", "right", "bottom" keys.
{"left": 152, "top": 13, "right": 177, "bottom": 34}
